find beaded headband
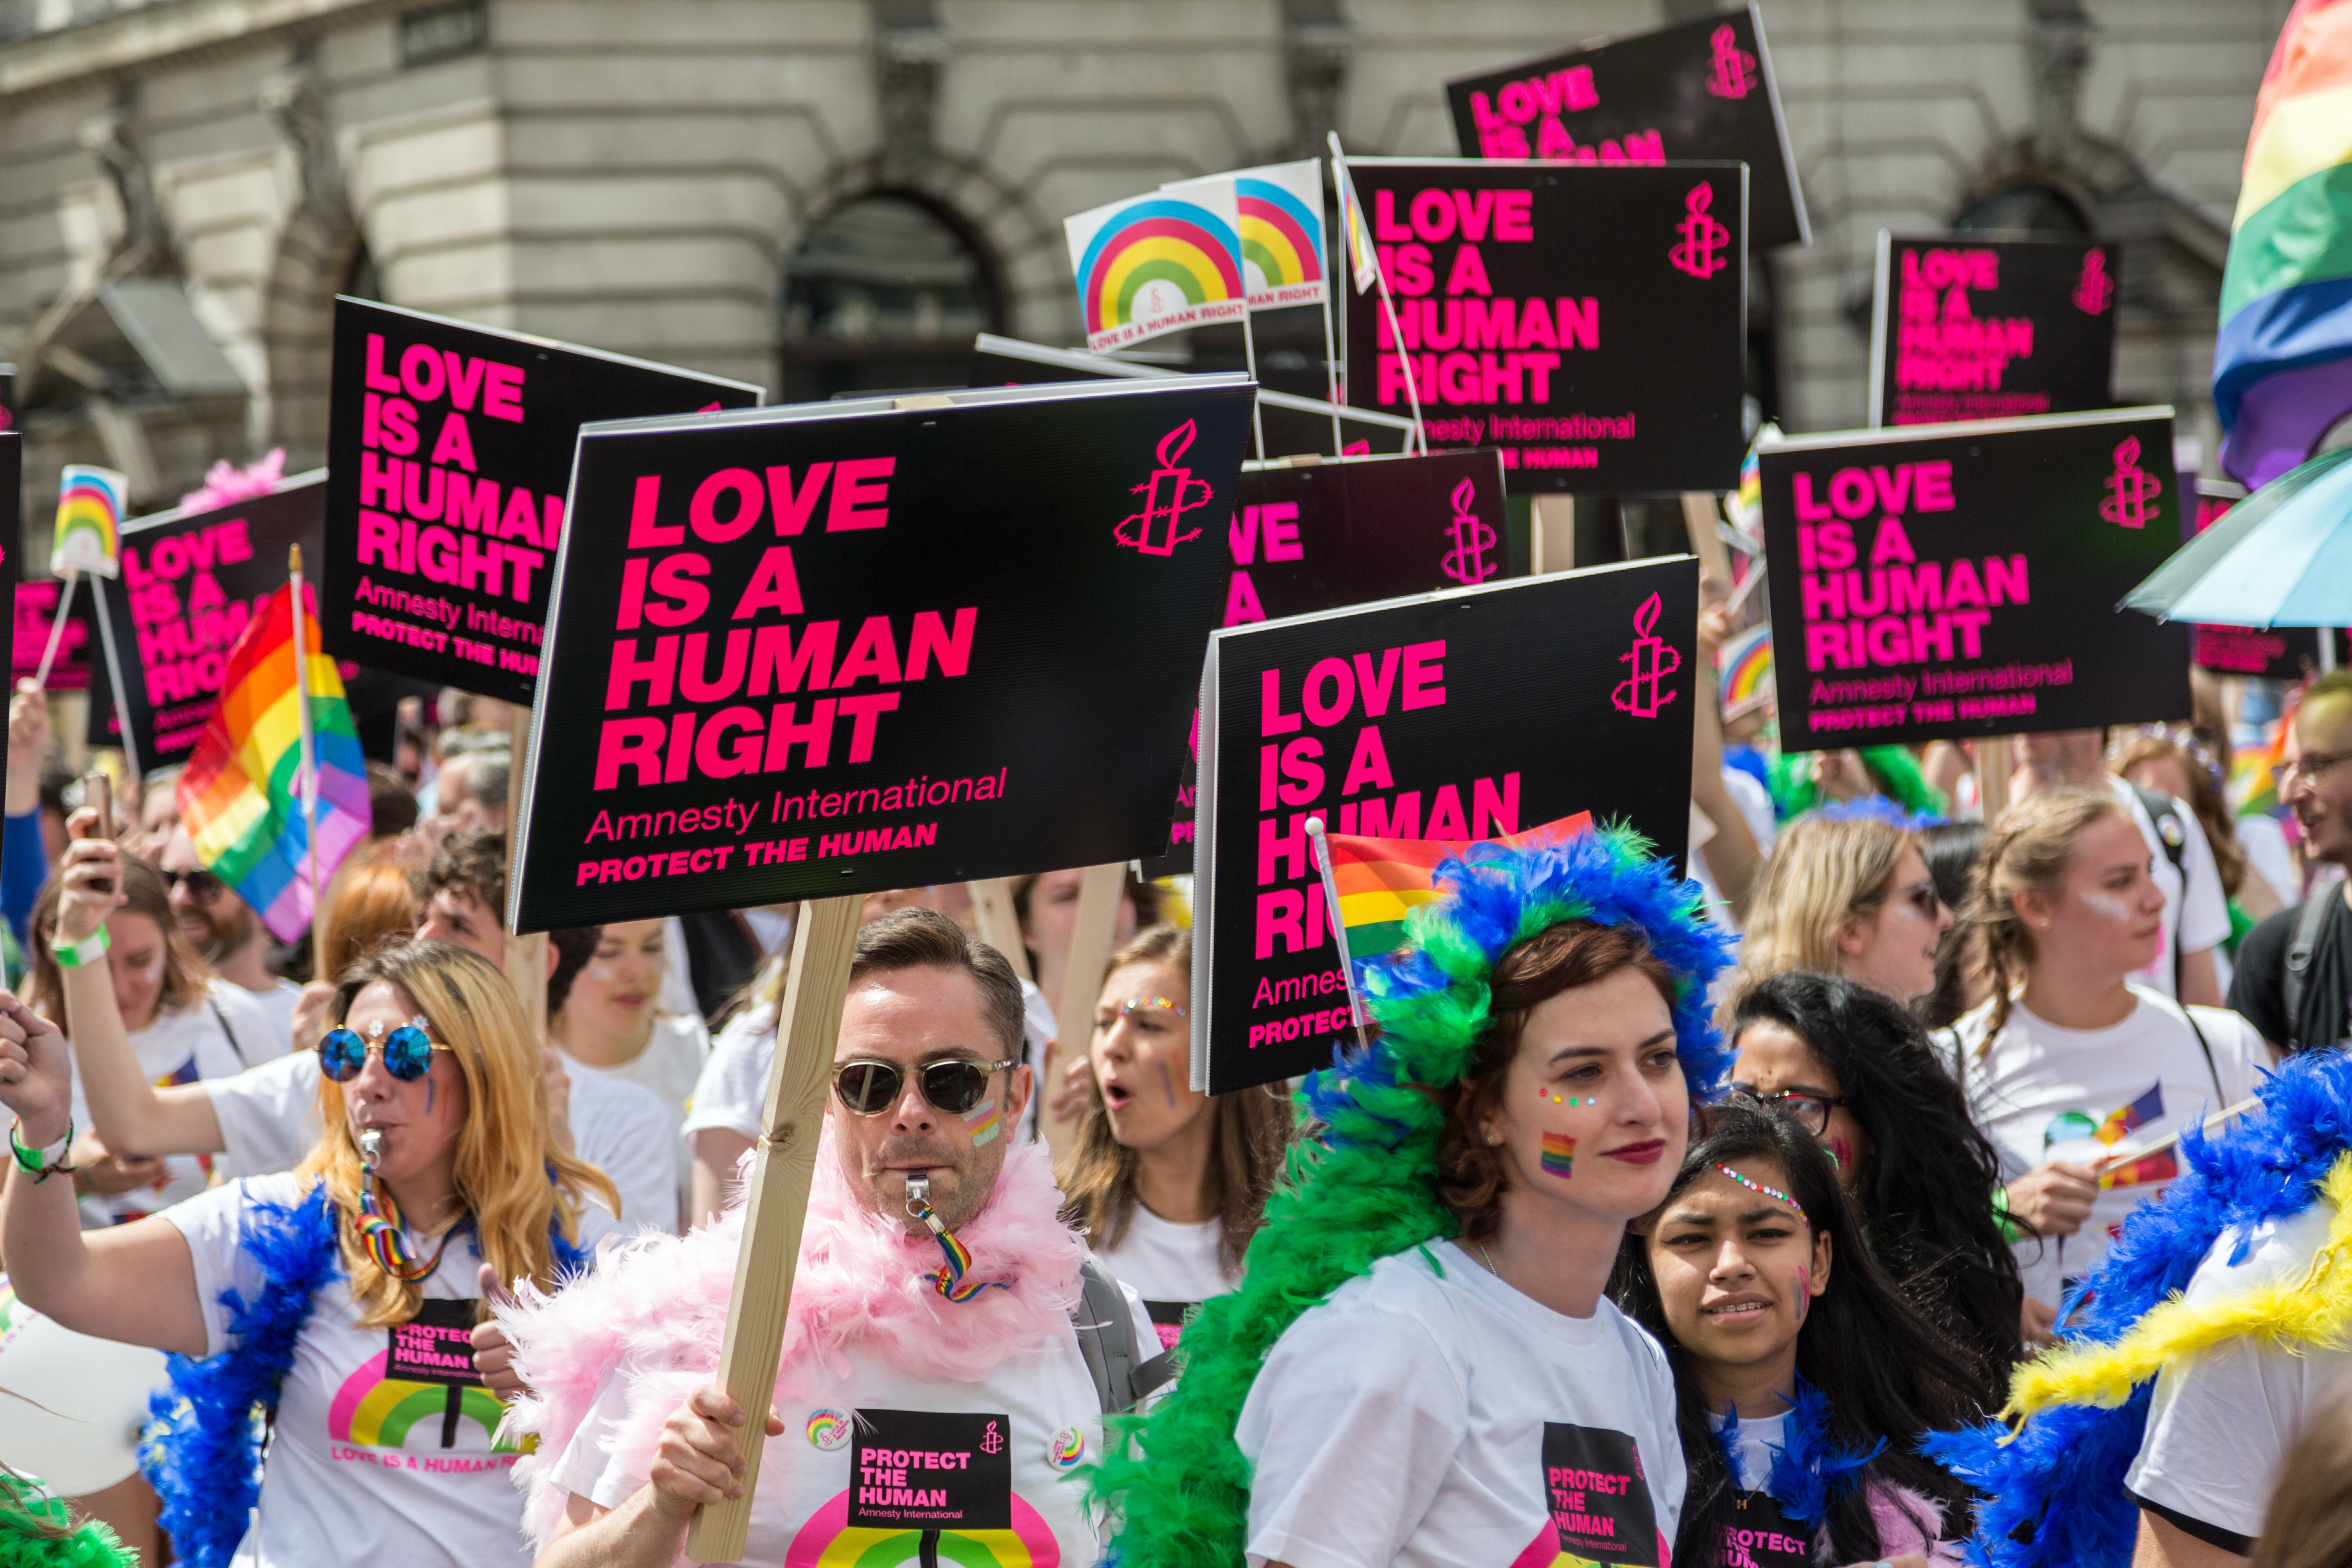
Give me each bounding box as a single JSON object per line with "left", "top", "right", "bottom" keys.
{"left": 1715, "top": 1162, "right": 1808, "bottom": 1227}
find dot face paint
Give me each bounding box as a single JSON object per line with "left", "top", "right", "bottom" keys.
{"left": 1538, "top": 1088, "right": 1597, "bottom": 1106}
{"left": 962, "top": 1099, "right": 1001, "bottom": 1147}
{"left": 1539, "top": 1131, "right": 1576, "bottom": 1178}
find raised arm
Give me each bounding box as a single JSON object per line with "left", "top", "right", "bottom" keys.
{"left": 0, "top": 988, "right": 207, "bottom": 1356}
{"left": 48, "top": 816, "right": 225, "bottom": 1158}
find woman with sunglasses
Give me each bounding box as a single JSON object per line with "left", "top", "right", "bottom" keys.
{"left": 1728, "top": 971, "right": 2024, "bottom": 1397}
{"left": 1609, "top": 1103, "right": 1983, "bottom": 1567}
{"left": 1952, "top": 787, "right": 2268, "bottom": 1341}
{"left": 0, "top": 930, "right": 616, "bottom": 1568}
{"left": 1057, "top": 926, "right": 1292, "bottom": 1349}
{"left": 25, "top": 821, "right": 281, "bottom": 1227}
{"left": 1734, "top": 809, "right": 1953, "bottom": 1009}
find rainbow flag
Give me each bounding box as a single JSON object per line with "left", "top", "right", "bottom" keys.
{"left": 1063, "top": 187, "right": 1245, "bottom": 354}
{"left": 1324, "top": 811, "right": 1593, "bottom": 961}
{"left": 2096, "top": 1081, "right": 2165, "bottom": 1145}
{"left": 177, "top": 582, "right": 371, "bottom": 942}
{"left": 2216, "top": 0, "right": 2352, "bottom": 486}
{"left": 1228, "top": 161, "right": 1327, "bottom": 310}
{"left": 1327, "top": 139, "right": 1382, "bottom": 295}
{"left": 1718, "top": 624, "right": 1774, "bottom": 721}
{"left": 51, "top": 465, "right": 126, "bottom": 579}
{"left": 2232, "top": 715, "right": 2291, "bottom": 819}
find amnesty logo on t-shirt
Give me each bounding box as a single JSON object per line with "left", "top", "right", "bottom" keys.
{"left": 1524, "top": 1422, "right": 1663, "bottom": 1566}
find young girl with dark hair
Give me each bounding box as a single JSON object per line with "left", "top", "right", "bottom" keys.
{"left": 1611, "top": 1104, "right": 1983, "bottom": 1567}
{"left": 1730, "top": 971, "right": 2023, "bottom": 1396}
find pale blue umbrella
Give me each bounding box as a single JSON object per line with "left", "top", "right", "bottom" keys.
{"left": 2123, "top": 445, "right": 2352, "bottom": 626}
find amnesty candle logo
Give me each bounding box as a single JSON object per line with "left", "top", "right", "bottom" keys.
{"left": 1116, "top": 422, "right": 1214, "bottom": 557}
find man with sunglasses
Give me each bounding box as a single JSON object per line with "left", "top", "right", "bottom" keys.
{"left": 159, "top": 826, "right": 302, "bottom": 1050}
{"left": 2232, "top": 671, "right": 2352, "bottom": 1054}
{"left": 503, "top": 907, "right": 1165, "bottom": 1568}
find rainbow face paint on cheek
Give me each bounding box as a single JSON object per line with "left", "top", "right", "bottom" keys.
{"left": 963, "top": 1099, "right": 1001, "bottom": 1147}
{"left": 1828, "top": 1134, "right": 1852, "bottom": 1171}
{"left": 1539, "top": 1132, "right": 1575, "bottom": 1178}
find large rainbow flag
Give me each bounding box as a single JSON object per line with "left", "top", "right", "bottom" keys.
{"left": 2216, "top": 0, "right": 2352, "bottom": 486}
{"left": 1322, "top": 811, "right": 1593, "bottom": 961}
{"left": 1063, "top": 186, "right": 1245, "bottom": 353}
{"left": 177, "top": 582, "right": 371, "bottom": 942}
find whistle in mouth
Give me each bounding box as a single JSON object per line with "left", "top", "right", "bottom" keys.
{"left": 359, "top": 1128, "right": 383, "bottom": 1168}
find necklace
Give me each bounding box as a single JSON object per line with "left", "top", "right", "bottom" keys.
{"left": 1473, "top": 1240, "right": 1503, "bottom": 1277}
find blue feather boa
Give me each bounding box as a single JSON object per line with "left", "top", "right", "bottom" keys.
{"left": 1709, "top": 1377, "right": 1885, "bottom": 1527}
{"left": 1922, "top": 1046, "right": 2352, "bottom": 1568}
{"left": 139, "top": 1181, "right": 594, "bottom": 1568}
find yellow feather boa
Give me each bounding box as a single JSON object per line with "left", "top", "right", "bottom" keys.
{"left": 2007, "top": 1150, "right": 2352, "bottom": 1418}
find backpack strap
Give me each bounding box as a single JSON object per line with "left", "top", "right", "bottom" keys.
{"left": 2131, "top": 785, "right": 2194, "bottom": 996}
{"left": 1072, "top": 1257, "right": 1174, "bottom": 1414}
{"left": 2284, "top": 891, "right": 2337, "bottom": 1050}
{"left": 205, "top": 991, "right": 251, "bottom": 1070}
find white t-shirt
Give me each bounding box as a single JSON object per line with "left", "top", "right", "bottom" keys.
{"left": 2125, "top": 1200, "right": 2350, "bottom": 1547}
{"left": 1236, "top": 1240, "right": 1687, "bottom": 1568}
{"left": 2238, "top": 814, "right": 2301, "bottom": 908}
{"left": 245, "top": 979, "right": 303, "bottom": 1054}
{"left": 206, "top": 1053, "right": 681, "bottom": 1236}
{"left": 1093, "top": 1206, "right": 1234, "bottom": 1353}
{"left": 70, "top": 978, "right": 285, "bottom": 1226}
{"left": 1953, "top": 985, "right": 2264, "bottom": 1307}
{"left": 1725, "top": 1411, "right": 1790, "bottom": 1493}
{"left": 557, "top": 1011, "right": 708, "bottom": 1218}
{"left": 162, "top": 1172, "right": 617, "bottom": 1568}
{"left": 552, "top": 1283, "right": 1157, "bottom": 1568}
{"left": 2111, "top": 776, "right": 2231, "bottom": 999}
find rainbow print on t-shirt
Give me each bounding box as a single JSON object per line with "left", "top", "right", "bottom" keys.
{"left": 328, "top": 1351, "right": 513, "bottom": 1451}
{"left": 784, "top": 1488, "right": 1062, "bottom": 1568}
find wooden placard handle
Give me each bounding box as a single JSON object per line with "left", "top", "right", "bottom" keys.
{"left": 1680, "top": 492, "right": 1731, "bottom": 580}
{"left": 1035, "top": 862, "right": 1127, "bottom": 1157}
{"left": 1530, "top": 494, "right": 1574, "bottom": 575}
{"left": 502, "top": 706, "right": 548, "bottom": 1038}
{"left": 685, "top": 893, "right": 864, "bottom": 1562}
{"left": 966, "top": 878, "right": 1031, "bottom": 984}
{"left": 1976, "top": 735, "right": 2014, "bottom": 824}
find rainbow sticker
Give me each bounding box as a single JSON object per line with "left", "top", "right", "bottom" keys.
{"left": 807, "top": 1407, "right": 851, "bottom": 1450}
{"left": 50, "top": 465, "right": 127, "bottom": 579}
{"left": 785, "top": 1487, "right": 1063, "bottom": 1568}
{"left": 1718, "top": 624, "right": 1773, "bottom": 721}
{"left": 1046, "top": 1426, "right": 1085, "bottom": 1470}
{"left": 1064, "top": 188, "right": 1245, "bottom": 353}
{"left": 1218, "top": 161, "right": 1328, "bottom": 310}
{"left": 1540, "top": 1132, "right": 1576, "bottom": 1179}
{"left": 327, "top": 1350, "right": 514, "bottom": 1451}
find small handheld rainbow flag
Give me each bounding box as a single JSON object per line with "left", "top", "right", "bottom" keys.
{"left": 1718, "top": 624, "right": 1774, "bottom": 721}
{"left": 1318, "top": 810, "right": 1595, "bottom": 964}
{"left": 177, "top": 580, "right": 372, "bottom": 942}
{"left": 1063, "top": 186, "right": 1246, "bottom": 353}
{"left": 51, "top": 465, "right": 126, "bottom": 579}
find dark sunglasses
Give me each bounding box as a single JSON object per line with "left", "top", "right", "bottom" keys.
{"left": 162, "top": 867, "right": 226, "bottom": 906}
{"left": 832, "top": 1057, "right": 1011, "bottom": 1117}
{"left": 1858, "top": 878, "right": 1941, "bottom": 921}
{"left": 1726, "top": 1085, "right": 1851, "bottom": 1138}
{"left": 319, "top": 1024, "right": 455, "bottom": 1083}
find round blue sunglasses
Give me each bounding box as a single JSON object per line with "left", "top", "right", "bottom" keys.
{"left": 317, "top": 1024, "right": 454, "bottom": 1083}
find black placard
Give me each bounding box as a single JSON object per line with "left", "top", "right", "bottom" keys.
{"left": 849, "top": 1409, "right": 1013, "bottom": 1531}
{"left": 1869, "top": 232, "right": 2120, "bottom": 428}
{"left": 14, "top": 578, "right": 96, "bottom": 693}
{"left": 1147, "top": 449, "right": 1515, "bottom": 876}
{"left": 1540, "top": 1422, "right": 1663, "bottom": 1566}
{"left": 322, "top": 298, "right": 762, "bottom": 703}
{"left": 511, "top": 376, "right": 1251, "bottom": 932}
{"left": 1194, "top": 558, "right": 1694, "bottom": 1094}
{"left": 1341, "top": 160, "right": 1746, "bottom": 495}
{"left": 1761, "top": 408, "right": 2192, "bottom": 752}
{"left": 0, "top": 438, "right": 15, "bottom": 850}
{"left": 1446, "top": 4, "right": 1805, "bottom": 252}
{"left": 386, "top": 1298, "right": 485, "bottom": 1389}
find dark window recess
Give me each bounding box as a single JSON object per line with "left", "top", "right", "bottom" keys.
{"left": 777, "top": 194, "right": 1001, "bottom": 403}
{"left": 400, "top": 2, "right": 486, "bottom": 67}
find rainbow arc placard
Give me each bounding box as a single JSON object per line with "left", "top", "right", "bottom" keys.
{"left": 1063, "top": 187, "right": 1246, "bottom": 353}
{"left": 1168, "top": 162, "right": 1328, "bottom": 312}
{"left": 51, "top": 465, "right": 126, "bottom": 579}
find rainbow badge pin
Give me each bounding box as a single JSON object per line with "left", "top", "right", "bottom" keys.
{"left": 1047, "top": 1426, "right": 1086, "bottom": 1470}
{"left": 51, "top": 465, "right": 127, "bottom": 579}
{"left": 1540, "top": 1132, "right": 1576, "bottom": 1179}
{"left": 807, "top": 1407, "right": 851, "bottom": 1451}
{"left": 1064, "top": 186, "right": 1246, "bottom": 353}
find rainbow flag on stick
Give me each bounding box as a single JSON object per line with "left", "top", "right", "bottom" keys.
{"left": 177, "top": 578, "right": 371, "bottom": 942}
{"left": 1063, "top": 187, "right": 1246, "bottom": 354}
{"left": 1317, "top": 811, "right": 1596, "bottom": 964}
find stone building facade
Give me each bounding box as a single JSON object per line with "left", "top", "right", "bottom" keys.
{"left": 0, "top": 0, "right": 2291, "bottom": 532}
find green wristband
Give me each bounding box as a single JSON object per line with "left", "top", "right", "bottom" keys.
{"left": 50, "top": 923, "right": 109, "bottom": 968}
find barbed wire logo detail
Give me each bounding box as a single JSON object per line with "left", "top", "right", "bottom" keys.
{"left": 2073, "top": 248, "right": 2114, "bottom": 315}
{"left": 1440, "top": 477, "right": 1497, "bottom": 585}
{"left": 1704, "top": 24, "right": 1758, "bottom": 99}
{"left": 979, "top": 1420, "right": 1006, "bottom": 1456}
{"left": 1116, "top": 419, "right": 1212, "bottom": 555}
{"left": 2100, "top": 437, "right": 2161, "bottom": 530}
{"left": 1670, "top": 184, "right": 1731, "bottom": 279}
{"left": 1612, "top": 592, "right": 1682, "bottom": 717}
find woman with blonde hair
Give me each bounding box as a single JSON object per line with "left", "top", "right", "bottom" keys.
{"left": 1734, "top": 807, "right": 1953, "bottom": 1007}
{"left": 25, "top": 847, "right": 279, "bottom": 1226}
{"left": 1951, "top": 787, "right": 2268, "bottom": 1342}
{"left": 1058, "top": 925, "right": 1292, "bottom": 1348}
{"left": 0, "top": 816, "right": 614, "bottom": 1568}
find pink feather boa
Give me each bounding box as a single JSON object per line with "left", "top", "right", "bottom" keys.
{"left": 494, "top": 1129, "right": 1086, "bottom": 1547}
{"left": 1852, "top": 1479, "right": 1967, "bottom": 1565}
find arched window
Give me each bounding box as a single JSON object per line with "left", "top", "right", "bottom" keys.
{"left": 777, "top": 194, "right": 1000, "bottom": 403}
{"left": 1954, "top": 183, "right": 2090, "bottom": 236}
